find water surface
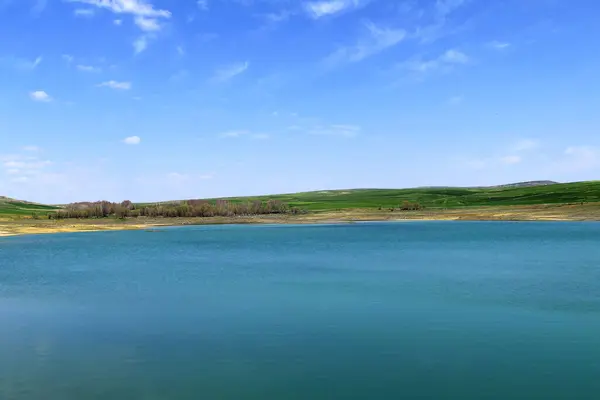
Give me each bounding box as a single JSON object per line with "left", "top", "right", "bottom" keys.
{"left": 1, "top": 222, "right": 600, "bottom": 399}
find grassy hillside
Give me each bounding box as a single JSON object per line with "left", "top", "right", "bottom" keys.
{"left": 204, "top": 181, "right": 600, "bottom": 211}
{"left": 0, "top": 197, "right": 59, "bottom": 217}
{"left": 3, "top": 181, "right": 600, "bottom": 218}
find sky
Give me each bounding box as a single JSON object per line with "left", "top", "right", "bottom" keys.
{"left": 1, "top": 0, "right": 599, "bottom": 203}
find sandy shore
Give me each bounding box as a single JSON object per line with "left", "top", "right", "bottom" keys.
{"left": 2, "top": 203, "right": 600, "bottom": 237}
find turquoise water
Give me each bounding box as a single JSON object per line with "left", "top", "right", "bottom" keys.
{"left": 1, "top": 222, "right": 600, "bottom": 399}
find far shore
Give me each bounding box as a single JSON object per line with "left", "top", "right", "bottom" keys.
{"left": 2, "top": 203, "right": 600, "bottom": 237}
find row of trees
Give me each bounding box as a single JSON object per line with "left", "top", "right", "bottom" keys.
{"left": 50, "top": 199, "right": 305, "bottom": 219}
{"left": 379, "top": 201, "right": 425, "bottom": 211}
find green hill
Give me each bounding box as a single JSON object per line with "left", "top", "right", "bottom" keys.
{"left": 0, "top": 197, "right": 59, "bottom": 217}
{"left": 203, "top": 181, "right": 600, "bottom": 211}
{"left": 3, "top": 181, "right": 600, "bottom": 217}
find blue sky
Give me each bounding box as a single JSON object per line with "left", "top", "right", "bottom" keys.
{"left": 1, "top": 0, "right": 599, "bottom": 203}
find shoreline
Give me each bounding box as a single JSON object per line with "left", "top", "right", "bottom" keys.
{"left": 2, "top": 203, "right": 600, "bottom": 237}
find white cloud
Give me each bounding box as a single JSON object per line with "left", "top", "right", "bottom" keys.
{"left": 308, "top": 124, "right": 361, "bottom": 137}
{"left": 32, "top": 0, "right": 48, "bottom": 15}
{"left": 2, "top": 55, "right": 43, "bottom": 70}
{"left": 304, "top": 0, "right": 367, "bottom": 19}
{"left": 219, "top": 130, "right": 249, "bottom": 138}
{"left": 114, "top": 18, "right": 122, "bottom": 25}
{"left": 414, "top": 0, "right": 469, "bottom": 43}
{"left": 3, "top": 160, "right": 53, "bottom": 170}
{"left": 218, "top": 130, "right": 269, "bottom": 140}
{"left": 399, "top": 49, "right": 469, "bottom": 78}
{"left": 447, "top": 95, "right": 463, "bottom": 105}
{"left": 488, "top": 40, "right": 510, "bottom": 50}
{"left": 29, "top": 90, "right": 52, "bottom": 102}
{"left": 197, "top": 0, "right": 208, "bottom": 10}
{"left": 262, "top": 10, "right": 293, "bottom": 24}
{"left": 123, "top": 136, "right": 141, "bottom": 145}
{"left": 442, "top": 49, "right": 469, "bottom": 63}
{"left": 133, "top": 36, "right": 149, "bottom": 54}
{"left": 74, "top": 8, "right": 95, "bottom": 16}
{"left": 23, "top": 146, "right": 41, "bottom": 152}
{"left": 134, "top": 16, "right": 161, "bottom": 31}
{"left": 1, "top": 151, "right": 53, "bottom": 186}
{"left": 500, "top": 155, "right": 521, "bottom": 165}
{"left": 435, "top": 0, "right": 466, "bottom": 18}
{"left": 62, "top": 54, "right": 74, "bottom": 64}
{"left": 66, "top": 0, "right": 170, "bottom": 18}
{"left": 98, "top": 80, "right": 132, "bottom": 90}
{"left": 67, "top": 0, "right": 171, "bottom": 52}
{"left": 212, "top": 61, "right": 249, "bottom": 82}
{"left": 76, "top": 64, "right": 101, "bottom": 72}
{"left": 325, "top": 21, "right": 405, "bottom": 66}
{"left": 512, "top": 139, "right": 539, "bottom": 152}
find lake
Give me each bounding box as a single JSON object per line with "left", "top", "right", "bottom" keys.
{"left": 1, "top": 222, "right": 600, "bottom": 399}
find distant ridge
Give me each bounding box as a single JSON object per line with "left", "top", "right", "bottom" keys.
{"left": 481, "top": 180, "right": 559, "bottom": 189}
{"left": 417, "top": 180, "right": 560, "bottom": 190}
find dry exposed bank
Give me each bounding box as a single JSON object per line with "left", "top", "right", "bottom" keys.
{"left": 2, "top": 203, "right": 600, "bottom": 237}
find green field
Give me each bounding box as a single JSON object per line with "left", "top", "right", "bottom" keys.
{"left": 206, "top": 181, "right": 600, "bottom": 211}
{"left": 3, "top": 181, "right": 600, "bottom": 217}
{"left": 0, "top": 197, "right": 59, "bottom": 217}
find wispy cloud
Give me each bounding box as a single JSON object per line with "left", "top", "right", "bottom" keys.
{"left": 414, "top": 0, "right": 469, "bottom": 43}
{"left": 123, "top": 136, "right": 141, "bottom": 145}
{"left": 263, "top": 10, "right": 292, "bottom": 24}
{"left": 197, "top": 0, "right": 208, "bottom": 10}
{"left": 134, "top": 16, "right": 161, "bottom": 31}
{"left": 66, "top": 0, "right": 170, "bottom": 18}
{"left": 31, "top": 0, "right": 48, "bottom": 15}
{"left": 304, "top": 0, "right": 367, "bottom": 19}
{"left": 76, "top": 64, "right": 101, "bottom": 72}
{"left": 1, "top": 55, "right": 42, "bottom": 70}
{"left": 97, "top": 80, "right": 131, "bottom": 90}
{"left": 488, "top": 40, "right": 510, "bottom": 50}
{"left": 212, "top": 61, "right": 249, "bottom": 82}
{"left": 447, "top": 95, "right": 464, "bottom": 105}
{"left": 325, "top": 21, "right": 405, "bottom": 66}
{"left": 398, "top": 49, "right": 469, "bottom": 79}
{"left": 219, "top": 130, "right": 250, "bottom": 138}
{"left": 308, "top": 124, "right": 361, "bottom": 137}
{"left": 1, "top": 150, "right": 53, "bottom": 185}
{"left": 62, "top": 54, "right": 74, "bottom": 64}
{"left": 67, "top": 0, "right": 171, "bottom": 52}
{"left": 499, "top": 155, "right": 521, "bottom": 165}
{"left": 29, "top": 90, "right": 52, "bottom": 102}
{"left": 218, "top": 130, "right": 269, "bottom": 140}
{"left": 23, "top": 145, "right": 42, "bottom": 152}
{"left": 74, "top": 8, "right": 95, "bottom": 16}
{"left": 177, "top": 45, "right": 185, "bottom": 56}
{"left": 512, "top": 139, "right": 539, "bottom": 152}
{"left": 133, "top": 36, "right": 149, "bottom": 54}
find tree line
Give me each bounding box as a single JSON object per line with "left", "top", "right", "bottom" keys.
{"left": 379, "top": 201, "right": 425, "bottom": 212}
{"left": 49, "top": 199, "right": 305, "bottom": 219}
